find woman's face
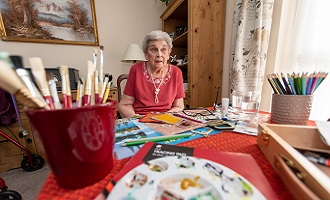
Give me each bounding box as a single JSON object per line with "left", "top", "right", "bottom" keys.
{"left": 145, "top": 40, "right": 172, "bottom": 70}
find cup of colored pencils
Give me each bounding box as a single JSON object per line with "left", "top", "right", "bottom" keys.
{"left": 266, "top": 72, "right": 327, "bottom": 125}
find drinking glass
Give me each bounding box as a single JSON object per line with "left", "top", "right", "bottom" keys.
{"left": 241, "top": 91, "right": 261, "bottom": 113}
{"left": 231, "top": 91, "right": 243, "bottom": 110}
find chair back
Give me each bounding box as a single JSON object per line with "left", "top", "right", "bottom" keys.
{"left": 117, "top": 74, "right": 128, "bottom": 101}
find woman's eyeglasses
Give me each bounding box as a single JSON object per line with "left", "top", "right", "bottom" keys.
{"left": 182, "top": 108, "right": 214, "bottom": 117}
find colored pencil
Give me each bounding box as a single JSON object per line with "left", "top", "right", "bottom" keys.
{"left": 121, "top": 133, "right": 191, "bottom": 146}
{"left": 271, "top": 74, "right": 284, "bottom": 94}
{"left": 267, "top": 71, "right": 327, "bottom": 96}
{"left": 309, "top": 73, "right": 319, "bottom": 95}
{"left": 273, "top": 73, "right": 286, "bottom": 94}
{"left": 301, "top": 72, "right": 307, "bottom": 95}
{"left": 281, "top": 73, "right": 292, "bottom": 95}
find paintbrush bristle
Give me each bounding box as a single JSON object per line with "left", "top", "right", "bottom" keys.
{"left": 29, "top": 57, "right": 45, "bottom": 70}
{"left": 100, "top": 45, "right": 104, "bottom": 51}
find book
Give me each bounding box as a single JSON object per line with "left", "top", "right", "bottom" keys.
{"left": 94, "top": 142, "right": 279, "bottom": 200}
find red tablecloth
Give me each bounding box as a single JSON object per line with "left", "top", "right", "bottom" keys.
{"left": 37, "top": 131, "right": 293, "bottom": 200}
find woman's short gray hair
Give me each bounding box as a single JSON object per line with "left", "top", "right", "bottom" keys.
{"left": 142, "top": 30, "right": 173, "bottom": 53}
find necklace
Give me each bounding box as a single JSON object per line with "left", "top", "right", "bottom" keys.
{"left": 148, "top": 64, "right": 165, "bottom": 104}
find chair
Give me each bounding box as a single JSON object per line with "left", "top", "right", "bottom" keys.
{"left": 117, "top": 74, "right": 128, "bottom": 101}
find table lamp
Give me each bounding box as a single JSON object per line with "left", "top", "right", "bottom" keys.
{"left": 118, "top": 44, "right": 146, "bottom": 100}
{"left": 121, "top": 43, "right": 146, "bottom": 63}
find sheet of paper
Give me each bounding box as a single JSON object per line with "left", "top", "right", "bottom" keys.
{"left": 315, "top": 120, "right": 330, "bottom": 146}
{"left": 232, "top": 123, "right": 258, "bottom": 136}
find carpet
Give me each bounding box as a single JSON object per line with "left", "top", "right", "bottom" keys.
{"left": 0, "top": 164, "right": 50, "bottom": 200}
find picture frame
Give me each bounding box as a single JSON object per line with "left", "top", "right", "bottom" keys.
{"left": 0, "top": 0, "right": 99, "bottom": 46}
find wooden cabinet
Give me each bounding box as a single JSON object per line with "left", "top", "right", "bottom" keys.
{"left": 161, "top": 0, "right": 226, "bottom": 108}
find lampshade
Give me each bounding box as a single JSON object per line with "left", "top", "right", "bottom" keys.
{"left": 121, "top": 43, "right": 146, "bottom": 63}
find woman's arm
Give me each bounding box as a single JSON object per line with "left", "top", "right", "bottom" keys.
{"left": 168, "top": 98, "right": 184, "bottom": 113}
{"left": 118, "top": 94, "right": 137, "bottom": 118}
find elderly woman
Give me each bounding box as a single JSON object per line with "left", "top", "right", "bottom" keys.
{"left": 118, "top": 30, "right": 185, "bottom": 118}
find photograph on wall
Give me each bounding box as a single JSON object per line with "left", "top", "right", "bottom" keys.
{"left": 0, "top": 0, "right": 99, "bottom": 46}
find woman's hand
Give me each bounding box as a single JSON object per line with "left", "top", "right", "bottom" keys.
{"left": 168, "top": 98, "right": 184, "bottom": 113}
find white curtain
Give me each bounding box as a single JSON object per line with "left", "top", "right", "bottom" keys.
{"left": 229, "top": 0, "right": 274, "bottom": 95}
{"left": 277, "top": 0, "right": 330, "bottom": 121}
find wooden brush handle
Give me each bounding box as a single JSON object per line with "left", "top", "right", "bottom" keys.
{"left": 16, "top": 88, "right": 50, "bottom": 110}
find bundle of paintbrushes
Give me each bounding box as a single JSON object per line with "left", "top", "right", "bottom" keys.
{"left": 266, "top": 72, "right": 328, "bottom": 95}
{"left": 0, "top": 47, "right": 112, "bottom": 110}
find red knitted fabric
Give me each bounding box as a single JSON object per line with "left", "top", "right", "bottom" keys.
{"left": 37, "top": 131, "right": 293, "bottom": 200}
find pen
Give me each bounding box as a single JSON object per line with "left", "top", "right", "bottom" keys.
{"left": 305, "top": 156, "right": 330, "bottom": 167}
{"left": 303, "top": 151, "right": 330, "bottom": 167}
{"left": 121, "top": 133, "right": 191, "bottom": 146}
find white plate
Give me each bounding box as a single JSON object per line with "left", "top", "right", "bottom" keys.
{"left": 107, "top": 156, "right": 266, "bottom": 200}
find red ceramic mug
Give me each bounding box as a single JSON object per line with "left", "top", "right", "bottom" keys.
{"left": 26, "top": 102, "right": 117, "bottom": 189}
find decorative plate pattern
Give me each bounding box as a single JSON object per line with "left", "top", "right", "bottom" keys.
{"left": 107, "top": 156, "right": 266, "bottom": 200}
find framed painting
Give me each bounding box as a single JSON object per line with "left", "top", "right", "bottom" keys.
{"left": 0, "top": 0, "right": 99, "bottom": 46}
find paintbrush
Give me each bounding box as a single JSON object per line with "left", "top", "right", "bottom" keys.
{"left": 76, "top": 78, "right": 84, "bottom": 107}
{"left": 29, "top": 57, "right": 55, "bottom": 109}
{"left": 99, "top": 45, "right": 104, "bottom": 82}
{"left": 98, "top": 76, "right": 108, "bottom": 104}
{"left": 93, "top": 48, "right": 97, "bottom": 69}
{"left": 82, "top": 61, "right": 94, "bottom": 106}
{"left": 0, "top": 60, "right": 49, "bottom": 109}
{"left": 59, "top": 65, "right": 72, "bottom": 108}
{"left": 16, "top": 68, "right": 48, "bottom": 106}
{"left": 8, "top": 55, "right": 48, "bottom": 106}
{"left": 47, "top": 72, "right": 62, "bottom": 109}
{"left": 93, "top": 69, "right": 99, "bottom": 105}
{"left": 102, "top": 82, "right": 111, "bottom": 103}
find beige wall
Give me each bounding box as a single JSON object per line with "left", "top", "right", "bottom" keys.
{"left": 1, "top": 0, "right": 167, "bottom": 82}
{"left": 221, "top": 0, "right": 235, "bottom": 99}
{"left": 2, "top": 0, "right": 278, "bottom": 110}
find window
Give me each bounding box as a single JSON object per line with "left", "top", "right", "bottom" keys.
{"left": 276, "top": 0, "right": 330, "bottom": 121}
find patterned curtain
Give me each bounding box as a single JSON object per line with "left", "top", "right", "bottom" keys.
{"left": 229, "top": 0, "right": 274, "bottom": 95}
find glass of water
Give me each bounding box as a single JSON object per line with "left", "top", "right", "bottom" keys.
{"left": 231, "top": 91, "right": 243, "bottom": 110}
{"left": 241, "top": 91, "right": 261, "bottom": 113}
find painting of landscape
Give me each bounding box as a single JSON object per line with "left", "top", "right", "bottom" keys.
{"left": 0, "top": 0, "right": 99, "bottom": 45}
